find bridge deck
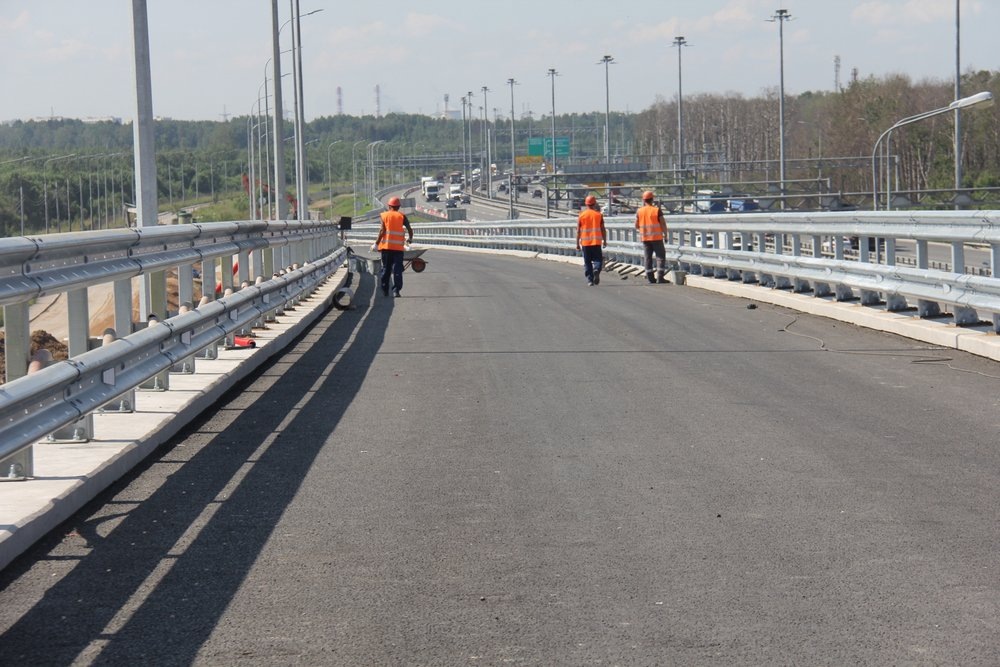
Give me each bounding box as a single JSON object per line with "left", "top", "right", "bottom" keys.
{"left": 2, "top": 249, "right": 999, "bottom": 664}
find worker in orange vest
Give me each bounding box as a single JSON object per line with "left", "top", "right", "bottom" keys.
{"left": 376, "top": 196, "right": 413, "bottom": 297}
{"left": 576, "top": 195, "right": 608, "bottom": 286}
{"left": 635, "top": 190, "right": 669, "bottom": 283}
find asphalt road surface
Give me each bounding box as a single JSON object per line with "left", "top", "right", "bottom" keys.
{"left": 2, "top": 250, "right": 999, "bottom": 665}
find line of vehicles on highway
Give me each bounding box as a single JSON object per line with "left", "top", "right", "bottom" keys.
{"left": 421, "top": 172, "right": 473, "bottom": 208}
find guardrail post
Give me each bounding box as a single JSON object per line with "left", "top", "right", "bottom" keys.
{"left": 137, "top": 315, "right": 169, "bottom": 391}
{"left": 0, "top": 302, "right": 32, "bottom": 479}
{"left": 263, "top": 246, "right": 275, "bottom": 284}
{"left": 951, "top": 241, "right": 965, "bottom": 277}
{"left": 194, "top": 295, "right": 219, "bottom": 359}
{"left": 196, "top": 257, "right": 220, "bottom": 359}
{"left": 915, "top": 240, "right": 929, "bottom": 270}
{"left": 150, "top": 270, "right": 167, "bottom": 322}
{"left": 238, "top": 248, "right": 250, "bottom": 286}
{"left": 859, "top": 237, "right": 871, "bottom": 264}
{"left": 252, "top": 248, "right": 264, "bottom": 283}
{"left": 3, "top": 302, "right": 30, "bottom": 384}
{"left": 48, "top": 288, "right": 93, "bottom": 442}
{"left": 169, "top": 303, "right": 197, "bottom": 374}
{"left": 178, "top": 263, "right": 194, "bottom": 310}
{"left": 97, "top": 328, "right": 135, "bottom": 412}
{"left": 252, "top": 277, "right": 267, "bottom": 330}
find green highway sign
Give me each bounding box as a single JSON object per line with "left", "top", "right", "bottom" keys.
{"left": 527, "top": 137, "right": 570, "bottom": 158}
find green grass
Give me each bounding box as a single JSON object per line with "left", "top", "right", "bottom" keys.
{"left": 185, "top": 196, "right": 249, "bottom": 222}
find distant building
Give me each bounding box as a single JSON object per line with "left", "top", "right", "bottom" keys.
{"left": 81, "top": 116, "right": 123, "bottom": 124}
{"left": 3, "top": 115, "right": 123, "bottom": 124}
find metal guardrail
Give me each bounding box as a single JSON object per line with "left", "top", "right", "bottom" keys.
{"left": 347, "top": 209, "right": 1000, "bottom": 331}
{"left": 0, "top": 220, "right": 346, "bottom": 475}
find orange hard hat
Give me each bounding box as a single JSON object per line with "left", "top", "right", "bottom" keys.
{"left": 642, "top": 191, "right": 655, "bottom": 201}
{"left": 387, "top": 196, "right": 401, "bottom": 207}
{"left": 584, "top": 195, "right": 597, "bottom": 206}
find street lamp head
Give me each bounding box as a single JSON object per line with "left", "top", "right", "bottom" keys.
{"left": 950, "top": 91, "right": 994, "bottom": 110}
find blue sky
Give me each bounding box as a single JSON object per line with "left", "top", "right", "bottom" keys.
{"left": 0, "top": 1, "right": 994, "bottom": 122}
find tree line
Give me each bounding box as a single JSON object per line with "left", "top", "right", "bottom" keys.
{"left": 633, "top": 69, "right": 1000, "bottom": 198}
{"left": 1, "top": 69, "right": 998, "bottom": 234}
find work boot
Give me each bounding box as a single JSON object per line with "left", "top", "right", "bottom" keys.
{"left": 646, "top": 272, "right": 656, "bottom": 284}
{"left": 593, "top": 270, "right": 600, "bottom": 285}
{"left": 657, "top": 271, "right": 667, "bottom": 284}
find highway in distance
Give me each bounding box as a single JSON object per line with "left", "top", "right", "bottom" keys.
{"left": 1, "top": 249, "right": 999, "bottom": 665}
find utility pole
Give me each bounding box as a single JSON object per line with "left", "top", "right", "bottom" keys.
{"left": 270, "top": 0, "right": 288, "bottom": 219}
{"left": 672, "top": 37, "right": 688, "bottom": 178}
{"left": 547, "top": 68, "right": 559, "bottom": 215}
{"left": 770, "top": 9, "right": 791, "bottom": 207}
{"left": 508, "top": 78, "right": 517, "bottom": 219}
{"left": 130, "top": 0, "right": 161, "bottom": 324}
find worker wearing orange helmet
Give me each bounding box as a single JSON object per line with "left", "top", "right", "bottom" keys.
{"left": 576, "top": 195, "right": 608, "bottom": 286}
{"left": 635, "top": 190, "right": 669, "bottom": 283}
{"left": 376, "top": 196, "right": 413, "bottom": 297}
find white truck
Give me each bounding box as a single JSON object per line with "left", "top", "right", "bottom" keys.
{"left": 422, "top": 179, "right": 441, "bottom": 202}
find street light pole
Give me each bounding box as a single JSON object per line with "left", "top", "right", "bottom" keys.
{"left": 954, "top": 0, "right": 963, "bottom": 204}
{"left": 547, "top": 68, "right": 559, "bottom": 216}
{"left": 327, "top": 140, "right": 342, "bottom": 220}
{"left": 270, "top": 0, "right": 288, "bottom": 220}
{"left": 507, "top": 78, "right": 517, "bottom": 219}
{"left": 467, "top": 91, "right": 474, "bottom": 188}
{"left": 672, "top": 37, "right": 688, "bottom": 177}
{"left": 871, "top": 91, "right": 993, "bottom": 211}
{"left": 770, "top": 9, "right": 791, "bottom": 207}
{"left": 599, "top": 55, "right": 614, "bottom": 213}
{"left": 481, "top": 86, "right": 490, "bottom": 196}
{"left": 351, "top": 139, "right": 366, "bottom": 215}
{"left": 461, "top": 95, "right": 468, "bottom": 188}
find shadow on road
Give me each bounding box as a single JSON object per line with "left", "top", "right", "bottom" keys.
{"left": 0, "top": 272, "right": 393, "bottom": 664}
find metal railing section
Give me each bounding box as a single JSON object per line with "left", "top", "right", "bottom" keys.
{"left": 0, "top": 220, "right": 346, "bottom": 474}
{"left": 347, "top": 209, "right": 1000, "bottom": 329}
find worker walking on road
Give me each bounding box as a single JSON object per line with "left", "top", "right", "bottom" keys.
{"left": 576, "top": 195, "right": 608, "bottom": 286}
{"left": 636, "top": 190, "right": 669, "bottom": 284}
{"left": 376, "top": 196, "right": 413, "bottom": 297}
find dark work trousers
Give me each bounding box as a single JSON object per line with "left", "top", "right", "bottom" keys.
{"left": 582, "top": 245, "right": 603, "bottom": 283}
{"left": 380, "top": 249, "right": 404, "bottom": 294}
{"left": 642, "top": 240, "right": 667, "bottom": 280}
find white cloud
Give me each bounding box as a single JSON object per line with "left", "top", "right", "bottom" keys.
{"left": 0, "top": 9, "right": 29, "bottom": 34}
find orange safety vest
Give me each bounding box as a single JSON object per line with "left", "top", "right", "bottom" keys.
{"left": 578, "top": 209, "right": 605, "bottom": 247}
{"left": 636, "top": 204, "right": 664, "bottom": 242}
{"left": 378, "top": 210, "right": 406, "bottom": 251}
